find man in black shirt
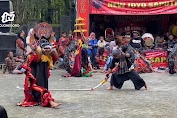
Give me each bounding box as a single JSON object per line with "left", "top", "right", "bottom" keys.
{"left": 105, "top": 37, "right": 148, "bottom": 90}
{"left": 129, "top": 31, "right": 144, "bottom": 49}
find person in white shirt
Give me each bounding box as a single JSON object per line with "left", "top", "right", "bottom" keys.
{"left": 98, "top": 36, "right": 106, "bottom": 58}
{"left": 26, "top": 29, "right": 33, "bottom": 54}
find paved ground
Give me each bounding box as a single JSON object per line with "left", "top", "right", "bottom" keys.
{"left": 0, "top": 69, "right": 177, "bottom": 118}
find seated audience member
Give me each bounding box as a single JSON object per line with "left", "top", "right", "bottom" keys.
{"left": 163, "top": 34, "right": 177, "bottom": 53}
{"left": 155, "top": 34, "right": 165, "bottom": 49}
{"left": 0, "top": 106, "right": 8, "bottom": 118}
{"left": 101, "top": 56, "right": 113, "bottom": 73}
{"left": 105, "top": 33, "right": 114, "bottom": 42}
{"left": 142, "top": 33, "right": 154, "bottom": 50}
{"left": 129, "top": 31, "right": 144, "bottom": 50}
{"left": 58, "top": 40, "right": 66, "bottom": 68}
{"left": 164, "top": 32, "right": 170, "bottom": 41}
{"left": 98, "top": 36, "right": 106, "bottom": 58}
{"left": 3, "top": 52, "right": 24, "bottom": 74}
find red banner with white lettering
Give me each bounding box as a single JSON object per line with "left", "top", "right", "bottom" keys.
{"left": 78, "top": 0, "right": 89, "bottom": 37}
{"left": 145, "top": 51, "right": 168, "bottom": 68}
{"left": 90, "top": 0, "right": 177, "bottom": 15}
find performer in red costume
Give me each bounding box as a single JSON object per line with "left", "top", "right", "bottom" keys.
{"left": 17, "top": 23, "right": 60, "bottom": 108}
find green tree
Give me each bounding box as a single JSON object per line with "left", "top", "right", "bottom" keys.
{"left": 11, "top": 0, "right": 72, "bottom": 25}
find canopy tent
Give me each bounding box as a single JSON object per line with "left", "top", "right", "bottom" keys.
{"left": 77, "top": 0, "right": 177, "bottom": 37}
{"left": 90, "top": 0, "right": 177, "bottom": 15}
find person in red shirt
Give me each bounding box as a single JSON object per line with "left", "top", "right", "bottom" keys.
{"left": 58, "top": 32, "right": 68, "bottom": 46}
{"left": 58, "top": 40, "right": 66, "bottom": 68}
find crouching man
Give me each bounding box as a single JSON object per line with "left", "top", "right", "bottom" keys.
{"left": 105, "top": 49, "right": 148, "bottom": 90}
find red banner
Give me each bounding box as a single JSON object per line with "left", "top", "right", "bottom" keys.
{"left": 90, "top": 0, "right": 177, "bottom": 15}
{"left": 78, "top": 0, "right": 89, "bottom": 37}
{"left": 145, "top": 51, "right": 168, "bottom": 68}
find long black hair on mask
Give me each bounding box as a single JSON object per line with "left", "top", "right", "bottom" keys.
{"left": 17, "top": 30, "right": 25, "bottom": 41}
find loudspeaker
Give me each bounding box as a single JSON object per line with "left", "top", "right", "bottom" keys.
{"left": 0, "top": 1, "right": 12, "bottom": 33}
{"left": 0, "top": 34, "right": 17, "bottom": 64}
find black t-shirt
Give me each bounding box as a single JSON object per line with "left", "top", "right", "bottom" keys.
{"left": 129, "top": 37, "right": 144, "bottom": 49}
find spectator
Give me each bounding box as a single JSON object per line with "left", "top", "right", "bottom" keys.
{"left": 3, "top": 52, "right": 24, "bottom": 74}
{"left": 68, "top": 30, "right": 75, "bottom": 40}
{"left": 155, "top": 33, "right": 165, "bottom": 48}
{"left": 58, "top": 32, "right": 69, "bottom": 46}
{"left": 88, "top": 32, "right": 99, "bottom": 69}
{"left": 98, "top": 36, "right": 106, "bottom": 58}
{"left": 0, "top": 106, "right": 8, "bottom": 118}
{"left": 164, "top": 32, "right": 170, "bottom": 41}
{"left": 163, "top": 34, "right": 177, "bottom": 53}
{"left": 52, "top": 32, "right": 57, "bottom": 41}
{"left": 26, "top": 29, "right": 33, "bottom": 54}
{"left": 109, "top": 36, "right": 118, "bottom": 55}
{"left": 16, "top": 30, "right": 26, "bottom": 58}
{"left": 121, "top": 26, "right": 133, "bottom": 43}
{"left": 129, "top": 31, "right": 144, "bottom": 49}
{"left": 58, "top": 40, "right": 66, "bottom": 68}
{"left": 105, "top": 33, "right": 114, "bottom": 42}
{"left": 88, "top": 32, "right": 98, "bottom": 55}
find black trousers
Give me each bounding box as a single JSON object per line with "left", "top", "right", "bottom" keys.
{"left": 110, "top": 70, "right": 146, "bottom": 90}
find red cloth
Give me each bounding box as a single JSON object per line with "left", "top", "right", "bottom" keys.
{"left": 71, "top": 40, "right": 82, "bottom": 76}
{"left": 17, "top": 54, "right": 54, "bottom": 107}
{"left": 58, "top": 37, "right": 69, "bottom": 46}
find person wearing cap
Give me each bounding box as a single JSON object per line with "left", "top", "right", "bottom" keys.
{"left": 129, "top": 31, "right": 144, "bottom": 49}
{"left": 105, "top": 36, "right": 148, "bottom": 90}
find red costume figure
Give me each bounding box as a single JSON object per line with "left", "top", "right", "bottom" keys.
{"left": 17, "top": 22, "right": 60, "bottom": 108}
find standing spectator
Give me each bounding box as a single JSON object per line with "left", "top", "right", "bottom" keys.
{"left": 68, "top": 30, "right": 75, "bottom": 40}
{"left": 26, "top": 29, "right": 33, "bottom": 54}
{"left": 88, "top": 32, "right": 98, "bottom": 55}
{"left": 16, "top": 30, "right": 26, "bottom": 58}
{"left": 58, "top": 40, "right": 66, "bottom": 68}
{"left": 129, "top": 31, "right": 144, "bottom": 49}
{"left": 3, "top": 52, "right": 24, "bottom": 74}
{"left": 121, "top": 26, "right": 133, "bottom": 43}
{"left": 52, "top": 32, "right": 57, "bottom": 41}
{"left": 88, "top": 32, "right": 99, "bottom": 69}
{"left": 98, "top": 36, "right": 106, "bottom": 58}
{"left": 58, "top": 32, "right": 69, "bottom": 46}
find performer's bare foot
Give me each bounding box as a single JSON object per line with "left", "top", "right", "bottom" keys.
{"left": 107, "top": 86, "right": 113, "bottom": 90}
{"left": 49, "top": 101, "right": 61, "bottom": 108}
{"left": 91, "top": 70, "right": 97, "bottom": 73}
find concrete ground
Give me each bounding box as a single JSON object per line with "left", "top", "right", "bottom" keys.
{"left": 0, "top": 69, "right": 177, "bottom": 118}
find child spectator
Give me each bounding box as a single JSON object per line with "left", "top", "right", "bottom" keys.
{"left": 3, "top": 52, "right": 24, "bottom": 74}
{"left": 98, "top": 36, "right": 106, "bottom": 58}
